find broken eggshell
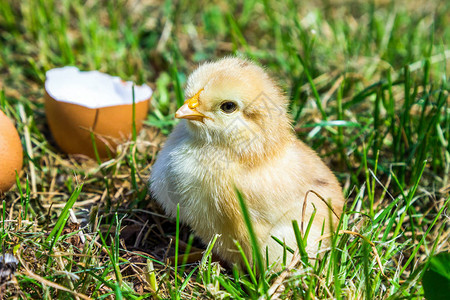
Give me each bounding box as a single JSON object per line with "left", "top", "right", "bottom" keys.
{"left": 44, "top": 67, "right": 152, "bottom": 158}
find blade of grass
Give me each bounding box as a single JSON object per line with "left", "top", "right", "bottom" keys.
{"left": 296, "top": 54, "right": 327, "bottom": 120}
{"left": 235, "top": 188, "right": 266, "bottom": 281}
{"left": 46, "top": 184, "right": 83, "bottom": 245}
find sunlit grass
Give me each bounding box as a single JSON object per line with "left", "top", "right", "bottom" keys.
{"left": 0, "top": 0, "right": 449, "bottom": 298}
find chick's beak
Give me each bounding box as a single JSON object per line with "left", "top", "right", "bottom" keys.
{"left": 175, "top": 89, "right": 206, "bottom": 122}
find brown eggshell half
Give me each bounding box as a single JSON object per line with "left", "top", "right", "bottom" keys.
{"left": 0, "top": 110, "right": 23, "bottom": 193}
{"left": 44, "top": 92, "right": 150, "bottom": 158}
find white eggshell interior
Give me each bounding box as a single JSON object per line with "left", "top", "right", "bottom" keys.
{"left": 45, "top": 67, "right": 152, "bottom": 109}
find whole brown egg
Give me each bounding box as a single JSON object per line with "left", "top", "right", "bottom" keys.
{"left": 0, "top": 110, "right": 23, "bottom": 193}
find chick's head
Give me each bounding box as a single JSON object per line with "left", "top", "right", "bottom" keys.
{"left": 176, "top": 57, "right": 293, "bottom": 162}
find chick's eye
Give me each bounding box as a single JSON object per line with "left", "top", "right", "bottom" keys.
{"left": 220, "top": 101, "right": 237, "bottom": 113}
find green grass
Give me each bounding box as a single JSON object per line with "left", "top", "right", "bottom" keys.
{"left": 0, "top": 0, "right": 449, "bottom": 298}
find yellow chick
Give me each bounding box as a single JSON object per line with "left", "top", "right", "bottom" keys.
{"left": 150, "top": 57, "right": 344, "bottom": 269}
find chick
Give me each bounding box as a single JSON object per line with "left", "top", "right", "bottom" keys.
{"left": 150, "top": 57, "right": 344, "bottom": 269}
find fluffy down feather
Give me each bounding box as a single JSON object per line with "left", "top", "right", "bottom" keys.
{"left": 150, "top": 57, "right": 344, "bottom": 269}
